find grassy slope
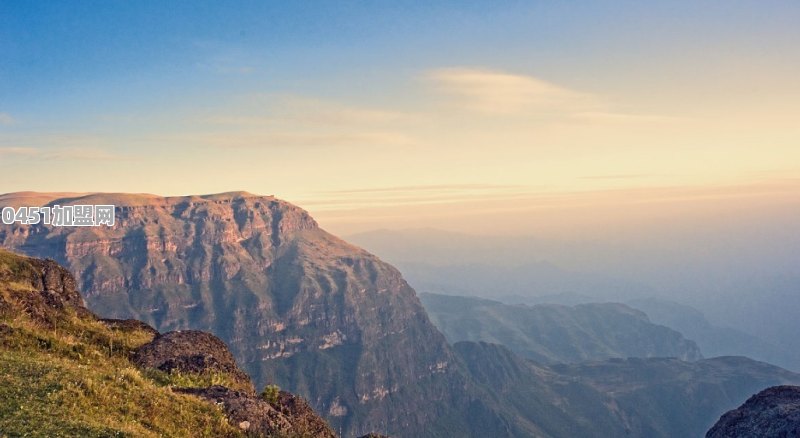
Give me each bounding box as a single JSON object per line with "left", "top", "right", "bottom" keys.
{"left": 0, "top": 249, "right": 243, "bottom": 437}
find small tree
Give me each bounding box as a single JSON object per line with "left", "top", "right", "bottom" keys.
{"left": 261, "top": 384, "right": 280, "bottom": 404}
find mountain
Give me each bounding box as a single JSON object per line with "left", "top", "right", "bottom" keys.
{"left": 420, "top": 293, "right": 702, "bottom": 364}
{"left": 453, "top": 341, "right": 800, "bottom": 438}
{"left": 4, "top": 191, "right": 799, "bottom": 438}
{"left": 0, "top": 249, "right": 335, "bottom": 437}
{"left": 0, "top": 191, "right": 496, "bottom": 437}
{"left": 706, "top": 385, "right": 800, "bottom": 438}
{"left": 549, "top": 356, "right": 800, "bottom": 437}
{"left": 627, "top": 297, "right": 800, "bottom": 372}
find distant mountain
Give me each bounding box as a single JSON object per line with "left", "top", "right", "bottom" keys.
{"left": 454, "top": 341, "right": 800, "bottom": 438}
{"left": 627, "top": 297, "right": 800, "bottom": 372}
{"left": 349, "top": 228, "right": 800, "bottom": 364}
{"left": 390, "top": 261, "right": 652, "bottom": 302}
{"left": 706, "top": 385, "right": 800, "bottom": 438}
{"left": 0, "top": 249, "right": 335, "bottom": 437}
{"left": 550, "top": 356, "right": 800, "bottom": 437}
{"left": 420, "top": 293, "right": 702, "bottom": 364}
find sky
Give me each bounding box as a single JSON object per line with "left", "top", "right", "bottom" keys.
{"left": 1, "top": 1, "right": 799, "bottom": 235}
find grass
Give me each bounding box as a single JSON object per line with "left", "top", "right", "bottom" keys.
{"left": 0, "top": 250, "right": 245, "bottom": 437}
{"left": 0, "top": 316, "right": 244, "bottom": 437}
{"left": 142, "top": 368, "right": 252, "bottom": 394}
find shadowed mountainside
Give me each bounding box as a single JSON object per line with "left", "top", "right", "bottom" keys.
{"left": 628, "top": 297, "right": 800, "bottom": 372}
{"left": 421, "top": 293, "right": 702, "bottom": 364}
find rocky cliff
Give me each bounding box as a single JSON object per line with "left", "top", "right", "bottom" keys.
{"left": 706, "top": 385, "right": 800, "bottom": 438}
{"left": 0, "top": 192, "right": 469, "bottom": 436}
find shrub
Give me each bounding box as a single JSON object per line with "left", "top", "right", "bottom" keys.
{"left": 261, "top": 384, "right": 280, "bottom": 404}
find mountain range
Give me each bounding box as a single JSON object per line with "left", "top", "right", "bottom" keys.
{"left": 2, "top": 191, "right": 798, "bottom": 437}
{"left": 420, "top": 293, "right": 702, "bottom": 364}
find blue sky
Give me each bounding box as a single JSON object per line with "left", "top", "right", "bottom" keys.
{"left": 5, "top": 1, "right": 797, "bottom": 115}
{"left": 2, "top": 1, "right": 799, "bottom": 234}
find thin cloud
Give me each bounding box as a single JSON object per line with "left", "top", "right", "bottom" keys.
{"left": 0, "top": 143, "right": 123, "bottom": 161}
{"left": 0, "top": 147, "right": 38, "bottom": 157}
{"left": 204, "top": 95, "right": 408, "bottom": 127}
{"left": 580, "top": 174, "right": 650, "bottom": 180}
{"left": 571, "top": 111, "right": 680, "bottom": 124}
{"left": 163, "top": 130, "right": 414, "bottom": 149}
{"left": 425, "top": 67, "right": 674, "bottom": 124}
{"left": 426, "top": 67, "right": 599, "bottom": 115}
{"left": 183, "top": 95, "right": 415, "bottom": 149}
{"left": 321, "top": 184, "right": 526, "bottom": 195}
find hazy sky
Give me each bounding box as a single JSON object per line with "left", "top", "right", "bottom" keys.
{"left": 2, "top": 1, "right": 799, "bottom": 234}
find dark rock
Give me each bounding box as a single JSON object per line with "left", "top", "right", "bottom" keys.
{"left": 176, "top": 385, "right": 336, "bottom": 438}
{"left": 707, "top": 385, "right": 800, "bottom": 438}
{"left": 133, "top": 330, "right": 253, "bottom": 393}
{"left": 0, "top": 251, "right": 94, "bottom": 324}
{"left": 273, "top": 390, "right": 339, "bottom": 438}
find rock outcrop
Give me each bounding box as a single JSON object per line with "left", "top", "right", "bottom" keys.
{"left": 706, "top": 385, "right": 800, "bottom": 438}
{"left": 178, "top": 385, "right": 337, "bottom": 438}
{"left": 0, "top": 252, "right": 92, "bottom": 324}
{"left": 133, "top": 329, "right": 255, "bottom": 393}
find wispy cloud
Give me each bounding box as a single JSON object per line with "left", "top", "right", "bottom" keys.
{"left": 426, "top": 67, "right": 598, "bottom": 115}
{"left": 180, "top": 95, "right": 415, "bottom": 149}
{"left": 0, "top": 132, "right": 124, "bottom": 161}
{"left": 579, "top": 174, "right": 650, "bottom": 180}
{"left": 320, "top": 184, "right": 526, "bottom": 195}
{"left": 298, "top": 184, "right": 536, "bottom": 210}
{"left": 0, "top": 147, "right": 38, "bottom": 157}
{"left": 204, "top": 95, "right": 408, "bottom": 127}
{"left": 425, "top": 67, "right": 675, "bottom": 124}
{"left": 162, "top": 130, "right": 413, "bottom": 149}
{"left": 0, "top": 146, "right": 122, "bottom": 160}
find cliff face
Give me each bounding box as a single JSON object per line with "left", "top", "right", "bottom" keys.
{"left": 706, "top": 385, "right": 800, "bottom": 438}
{"left": 0, "top": 192, "right": 464, "bottom": 436}
{"left": 0, "top": 248, "right": 336, "bottom": 437}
